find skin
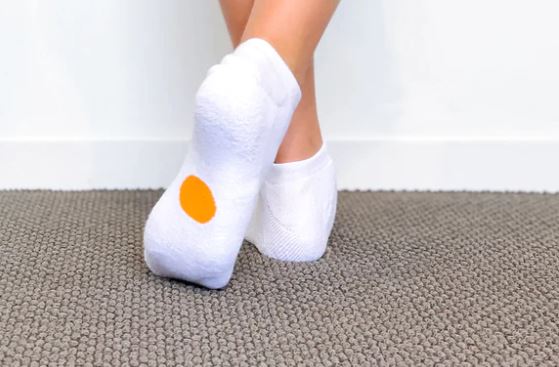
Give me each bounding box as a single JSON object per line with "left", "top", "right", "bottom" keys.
{"left": 219, "top": 0, "right": 340, "bottom": 163}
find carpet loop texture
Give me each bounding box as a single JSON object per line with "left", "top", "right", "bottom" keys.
{"left": 1, "top": 190, "right": 558, "bottom": 366}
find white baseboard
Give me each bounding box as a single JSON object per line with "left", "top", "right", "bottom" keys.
{"left": 0, "top": 137, "right": 557, "bottom": 192}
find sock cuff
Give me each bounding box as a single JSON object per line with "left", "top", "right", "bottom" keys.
{"left": 231, "top": 38, "right": 301, "bottom": 107}
{"left": 266, "top": 143, "right": 333, "bottom": 184}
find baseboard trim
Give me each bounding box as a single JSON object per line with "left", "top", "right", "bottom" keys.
{"left": 0, "top": 137, "right": 557, "bottom": 191}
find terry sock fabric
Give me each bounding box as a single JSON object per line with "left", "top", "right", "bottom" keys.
{"left": 246, "top": 144, "right": 338, "bottom": 262}
{"left": 143, "top": 38, "right": 301, "bottom": 289}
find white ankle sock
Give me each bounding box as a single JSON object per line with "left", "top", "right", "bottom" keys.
{"left": 246, "top": 144, "right": 338, "bottom": 262}
{"left": 143, "top": 38, "right": 301, "bottom": 289}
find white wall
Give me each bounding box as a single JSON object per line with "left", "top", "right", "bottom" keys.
{"left": 1, "top": 0, "right": 558, "bottom": 191}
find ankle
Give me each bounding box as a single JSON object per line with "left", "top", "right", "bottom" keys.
{"left": 274, "top": 134, "right": 323, "bottom": 164}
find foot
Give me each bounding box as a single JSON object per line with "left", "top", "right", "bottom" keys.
{"left": 143, "top": 38, "right": 301, "bottom": 288}
{"left": 246, "top": 143, "right": 337, "bottom": 262}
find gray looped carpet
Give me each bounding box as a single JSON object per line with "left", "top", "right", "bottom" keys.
{"left": 1, "top": 190, "right": 558, "bottom": 366}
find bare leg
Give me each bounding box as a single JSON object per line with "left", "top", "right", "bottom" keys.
{"left": 219, "top": 0, "right": 339, "bottom": 163}
{"left": 219, "top": 0, "right": 253, "bottom": 47}
{"left": 241, "top": 0, "right": 339, "bottom": 84}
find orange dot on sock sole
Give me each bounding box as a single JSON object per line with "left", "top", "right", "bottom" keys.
{"left": 179, "top": 175, "right": 216, "bottom": 223}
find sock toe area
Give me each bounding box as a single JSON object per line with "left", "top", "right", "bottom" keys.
{"left": 253, "top": 198, "right": 331, "bottom": 262}
{"left": 143, "top": 199, "right": 238, "bottom": 289}
{"left": 144, "top": 239, "right": 235, "bottom": 289}
{"left": 246, "top": 146, "right": 338, "bottom": 263}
